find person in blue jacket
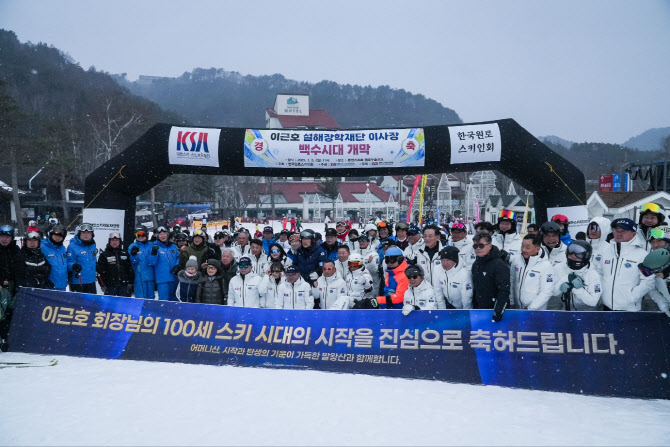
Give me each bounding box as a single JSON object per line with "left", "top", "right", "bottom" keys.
{"left": 320, "top": 228, "right": 341, "bottom": 262}
{"left": 128, "top": 226, "right": 156, "bottom": 298}
{"left": 261, "top": 226, "right": 276, "bottom": 255}
{"left": 148, "top": 226, "right": 180, "bottom": 301}
{"left": 41, "top": 225, "right": 68, "bottom": 291}
{"left": 293, "top": 230, "right": 328, "bottom": 283}
{"left": 66, "top": 223, "right": 98, "bottom": 294}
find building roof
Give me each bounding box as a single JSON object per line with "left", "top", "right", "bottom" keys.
{"left": 595, "top": 191, "right": 662, "bottom": 208}
{"left": 243, "top": 181, "right": 392, "bottom": 204}
{"left": 266, "top": 108, "right": 340, "bottom": 129}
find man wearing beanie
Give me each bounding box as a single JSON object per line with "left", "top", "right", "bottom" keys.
{"left": 434, "top": 246, "right": 473, "bottom": 309}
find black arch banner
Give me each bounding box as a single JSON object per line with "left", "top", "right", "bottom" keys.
{"left": 84, "top": 119, "right": 585, "bottom": 242}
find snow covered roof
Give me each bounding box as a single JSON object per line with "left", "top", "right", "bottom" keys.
{"left": 0, "top": 180, "right": 27, "bottom": 195}
{"left": 265, "top": 108, "right": 340, "bottom": 129}
{"left": 242, "top": 181, "right": 392, "bottom": 204}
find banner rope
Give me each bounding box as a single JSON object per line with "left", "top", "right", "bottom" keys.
{"left": 66, "top": 165, "right": 126, "bottom": 231}
{"left": 544, "top": 162, "right": 585, "bottom": 206}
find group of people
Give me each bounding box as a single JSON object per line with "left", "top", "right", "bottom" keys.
{"left": 1, "top": 202, "right": 669, "bottom": 350}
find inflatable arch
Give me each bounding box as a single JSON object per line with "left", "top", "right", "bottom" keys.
{"left": 84, "top": 119, "right": 585, "bottom": 242}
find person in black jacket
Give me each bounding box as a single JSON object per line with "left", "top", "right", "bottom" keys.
{"left": 471, "top": 231, "right": 510, "bottom": 321}
{"left": 96, "top": 232, "right": 134, "bottom": 297}
{"left": 0, "top": 225, "right": 21, "bottom": 350}
{"left": 196, "top": 259, "right": 226, "bottom": 305}
{"left": 16, "top": 230, "right": 52, "bottom": 289}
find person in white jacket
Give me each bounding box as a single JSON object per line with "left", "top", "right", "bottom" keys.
{"left": 311, "top": 260, "right": 347, "bottom": 309}
{"left": 553, "top": 240, "right": 602, "bottom": 311}
{"left": 510, "top": 234, "right": 555, "bottom": 310}
{"left": 364, "top": 224, "right": 380, "bottom": 252}
{"left": 258, "top": 261, "right": 286, "bottom": 309}
{"left": 434, "top": 246, "right": 472, "bottom": 309}
{"left": 276, "top": 265, "right": 314, "bottom": 309}
{"left": 401, "top": 264, "right": 442, "bottom": 315}
{"left": 587, "top": 216, "right": 612, "bottom": 275}
{"left": 232, "top": 231, "right": 251, "bottom": 261}
{"left": 406, "top": 224, "right": 445, "bottom": 288}
{"left": 638, "top": 248, "right": 670, "bottom": 316}
{"left": 248, "top": 239, "right": 267, "bottom": 275}
{"left": 402, "top": 223, "right": 424, "bottom": 261}
{"left": 334, "top": 245, "right": 351, "bottom": 282}
{"left": 447, "top": 222, "right": 474, "bottom": 268}
{"left": 493, "top": 209, "right": 522, "bottom": 261}
{"left": 540, "top": 222, "right": 568, "bottom": 267}
{"left": 227, "top": 256, "right": 263, "bottom": 308}
{"left": 600, "top": 218, "right": 655, "bottom": 311}
{"left": 330, "top": 253, "right": 375, "bottom": 309}
{"left": 356, "top": 235, "right": 381, "bottom": 295}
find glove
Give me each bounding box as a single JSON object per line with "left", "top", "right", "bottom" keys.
{"left": 559, "top": 282, "right": 572, "bottom": 294}
{"left": 130, "top": 246, "right": 139, "bottom": 256}
{"left": 170, "top": 265, "right": 181, "bottom": 275}
{"left": 492, "top": 299, "right": 507, "bottom": 322}
{"left": 72, "top": 263, "right": 82, "bottom": 273}
{"left": 385, "top": 295, "right": 393, "bottom": 309}
{"left": 570, "top": 275, "right": 584, "bottom": 289}
{"left": 402, "top": 304, "right": 420, "bottom": 316}
{"left": 309, "top": 271, "right": 319, "bottom": 281}
{"left": 151, "top": 245, "right": 159, "bottom": 256}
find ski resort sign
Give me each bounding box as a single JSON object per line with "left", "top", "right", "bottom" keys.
{"left": 243, "top": 128, "right": 425, "bottom": 169}
{"left": 9, "top": 288, "right": 670, "bottom": 400}
{"left": 449, "top": 123, "right": 501, "bottom": 164}
{"left": 168, "top": 126, "right": 221, "bottom": 168}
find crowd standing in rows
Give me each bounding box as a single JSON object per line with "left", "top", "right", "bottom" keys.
{"left": 1, "top": 202, "right": 669, "bottom": 350}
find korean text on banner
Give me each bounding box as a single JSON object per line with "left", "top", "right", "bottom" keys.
{"left": 449, "top": 123, "right": 501, "bottom": 164}
{"left": 168, "top": 126, "right": 221, "bottom": 168}
{"left": 243, "top": 129, "right": 425, "bottom": 169}
{"left": 82, "top": 208, "right": 125, "bottom": 244}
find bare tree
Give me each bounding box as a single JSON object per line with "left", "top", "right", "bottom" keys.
{"left": 89, "top": 98, "right": 141, "bottom": 162}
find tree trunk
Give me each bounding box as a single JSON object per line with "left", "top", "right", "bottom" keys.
{"left": 60, "top": 170, "right": 70, "bottom": 224}
{"left": 10, "top": 148, "right": 24, "bottom": 234}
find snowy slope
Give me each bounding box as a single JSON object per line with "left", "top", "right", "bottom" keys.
{"left": 1, "top": 352, "right": 669, "bottom": 446}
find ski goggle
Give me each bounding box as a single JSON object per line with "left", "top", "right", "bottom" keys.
{"left": 384, "top": 255, "right": 403, "bottom": 264}
{"left": 348, "top": 261, "right": 362, "bottom": 268}
{"left": 156, "top": 226, "right": 169, "bottom": 234}
{"left": 0, "top": 225, "right": 14, "bottom": 236}
{"left": 50, "top": 228, "right": 65, "bottom": 237}
{"left": 498, "top": 210, "right": 516, "bottom": 220}
{"left": 452, "top": 223, "right": 467, "bottom": 231}
{"left": 650, "top": 227, "right": 667, "bottom": 240}
{"left": 638, "top": 262, "right": 670, "bottom": 277}
{"left": 109, "top": 232, "right": 121, "bottom": 239}
{"left": 79, "top": 223, "right": 94, "bottom": 232}
{"left": 25, "top": 231, "right": 41, "bottom": 240}
{"left": 135, "top": 231, "right": 147, "bottom": 238}
{"left": 395, "top": 222, "right": 409, "bottom": 231}
{"left": 289, "top": 234, "right": 300, "bottom": 241}
{"left": 300, "top": 231, "right": 313, "bottom": 239}
{"left": 193, "top": 229, "right": 205, "bottom": 237}
{"left": 270, "top": 249, "right": 280, "bottom": 254}
{"left": 587, "top": 222, "right": 600, "bottom": 232}
{"left": 336, "top": 221, "right": 346, "bottom": 227}
{"left": 567, "top": 243, "right": 588, "bottom": 257}
{"left": 377, "top": 222, "right": 389, "bottom": 228}
{"left": 641, "top": 203, "right": 662, "bottom": 214}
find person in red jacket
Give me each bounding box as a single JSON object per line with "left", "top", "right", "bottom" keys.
{"left": 378, "top": 247, "right": 409, "bottom": 309}
{"left": 26, "top": 220, "right": 40, "bottom": 233}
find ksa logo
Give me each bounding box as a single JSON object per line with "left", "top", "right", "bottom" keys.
{"left": 177, "top": 131, "right": 209, "bottom": 153}
{"left": 169, "top": 126, "right": 221, "bottom": 167}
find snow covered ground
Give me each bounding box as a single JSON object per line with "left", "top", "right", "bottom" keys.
{"left": 2, "top": 352, "right": 670, "bottom": 446}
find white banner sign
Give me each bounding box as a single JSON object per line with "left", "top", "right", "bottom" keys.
{"left": 244, "top": 128, "right": 425, "bottom": 169}
{"left": 449, "top": 123, "right": 501, "bottom": 164}
{"left": 82, "top": 208, "right": 126, "bottom": 248}
{"left": 546, "top": 205, "right": 589, "bottom": 237}
{"left": 168, "top": 126, "right": 221, "bottom": 167}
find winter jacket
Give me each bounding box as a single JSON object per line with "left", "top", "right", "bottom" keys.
{"left": 67, "top": 236, "right": 98, "bottom": 284}
{"left": 17, "top": 245, "right": 52, "bottom": 289}
{"left": 220, "top": 260, "right": 238, "bottom": 304}
{"left": 96, "top": 244, "right": 134, "bottom": 288}
{"left": 276, "top": 277, "right": 314, "bottom": 309}
{"left": 249, "top": 253, "right": 268, "bottom": 276}
{"left": 493, "top": 231, "right": 522, "bottom": 260}
{"left": 647, "top": 276, "right": 670, "bottom": 314}
{"left": 599, "top": 237, "right": 654, "bottom": 310}
{"left": 552, "top": 263, "right": 602, "bottom": 311}
{"left": 320, "top": 241, "right": 341, "bottom": 262}
{"left": 357, "top": 246, "right": 381, "bottom": 297}
{"left": 587, "top": 217, "right": 612, "bottom": 275}
{"left": 405, "top": 279, "right": 441, "bottom": 310}
{"left": 335, "top": 258, "right": 351, "bottom": 282}
{"left": 176, "top": 270, "right": 204, "bottom": 303}
{"left": 560, "top": 233, "right": 573, "bottom": 247}
{"left": 542, "top": 242, "right": 568, "bottom": 267}
{"left": 262, "top": 237, "right": 277, "bottom": 255}
{"left": 434, "top": 262, "right": 473, "bottom": 309}
{"left": 258, "top": 274, "right": 285, "bottom": 308}
{"left": 471, "top": 245, "right": 510, "bottom": 310}
{"left": 346, "top": 268, "right": 374, "bottom": 301}
{"left": 408, "top": 241, "right": 445, "bottom": 287}
{"left": 380, "top": 260, "right": 410, "bottom": 308}
{"left": 376, "top": 236, "right": 398, "bottom": 264}
{"left": 180, "top": 241, "right": 217, "bottom": 270}
{"left": 395, "top": 237, "right": 410, "bottom": 251}
{"left": 510, "top": 249, "right": 555, "bottom": 310}
{"left": 228, "top": 272, "right": 263, "bottom": 308}
{"left": 231, "top": 243, "right": 251, "bottom": 261}
{"left": 293, "top": 244, "right": 328, "bottom": 283}
{"left": 402, "top": 239, "right": 424, "bottom": 262}
{"left": 312, "top": 272, "right": 347, "bottom": 309}
{"left": 41, "top": 238, "right": 68, "bottom": 290}
{"left": 128, "top": 240, "right": 156, "bottom": 282}
{"left": 148, "top": 240, "right": 180, "bottom": 284}
{"left": 196, "top": 269, "right": 226, "bottom": 305}
{"left": 448, "top": 236, "right": 475, "bottom": 269}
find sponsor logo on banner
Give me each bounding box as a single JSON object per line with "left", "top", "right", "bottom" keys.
{"left": 449, "top": 123, "right": 502, "bottom": 164}
{"left": 168, "top": 126, "right": 221, "bottom": 167}
{"left": 243, "top": 128, "right": 425, "bottom": 169}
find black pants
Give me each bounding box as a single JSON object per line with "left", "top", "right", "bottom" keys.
{"left": 106, "top": 284, "right": 131, "bottom": 297}
{"left": 70, "top": 283, "right": 97, "bottom": 294}
{"left": 0, "top": 308, "right": 13, "bottom": 341}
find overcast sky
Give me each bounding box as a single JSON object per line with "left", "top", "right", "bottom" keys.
{"left": 1, "top": 0, "right": 669, "bottom": 144}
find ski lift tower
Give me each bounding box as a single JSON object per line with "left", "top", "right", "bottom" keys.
{"left": 465, "top": 171, "right": 499, "bottom": 222}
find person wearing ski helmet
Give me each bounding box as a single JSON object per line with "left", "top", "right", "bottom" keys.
{"left": 293, "top": 229, "right": 328, "bottom": 283}
{"left": 600, "top": 218, "right": 654, "bottom": 311}
{"left": 638, "top": 202, "right": 666, "bottom": 251}
{"left": 639, "top": 248, "right": 670, "bottom": 317}
{"left": 26, "top": 220, "right": 39, "bottom": 233}
{"left": 335, "top": 221, "right": 350, "bottom": 244}
{"left": 434, "top": 246, "right": 473, "bottom": 309}
{"left": 553, "top": 240, "right": 602, "bottom": 311}
{"left": 401, "top": 264, "right": 441, "bottom": 315}
{"left": 551, "top": 214, "right": 573, "bottom": 246}
{"left": 539, "top": 222, "right": 567, "bottom": 267}
{"left": 128, "top": 225, "right": 156, "bottom": 298}
{"left": 377, "top": 246, "right": 409, "bottom": 309}
{"left": 41, "top": 225, "right": 68, "bottom": 291}
{"left": 147, "top": 226, "right": 180, "bottom": 301}
{"left": 180, "top": 228, "right": 217, "bottom": 272}
{"left": 394, "top": 222, "right": 410, "bottom": 251}
{"left": 96, "top": 232, "right": 134, "bottom": 297}
{"left": 586, "top": 217, "right": 612, "bottom": 275}
{"left": 494, "top": 209, "right": 522, "bottom": 259}
{"left": 346, "top": 253, "right": 374, "bottom": 301}
{"left": 16, "top": 230, "right": 51, "bottom": 290}
{"left": 67, "top": 223, "right": 98, "bottom": 294}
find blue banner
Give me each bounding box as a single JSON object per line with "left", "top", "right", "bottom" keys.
{"left": 8, "top": 288, "right": 670, "bottom": 399}
{"left": 613, "top": 174, "right": 621, "bottom": 191}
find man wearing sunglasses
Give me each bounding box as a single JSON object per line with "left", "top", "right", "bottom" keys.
{"left": 311, "top": 260, "right": 347, "bottom": 309}
{"left": 586, "top": 217, "right": 612, "bottom": 275}
{"left": 67, "top": 223, "right": 98, "bottom": 294}
{"left": 129, "top": 225, "right": 156, "bottom": 298}
{"left": 471, "top": 232, "right": 510, "bottom": 322}
{"left": 402, "top": 223, "right": 424, "bottom": 261}
{"left": 638, "top": 202, "right": 667, "bottom": 251}
{"left": 401, "top": 265, "right": 442, "bottom": 316}
{"left": 600, "top": 218, "right": 654, "bottom": 311}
